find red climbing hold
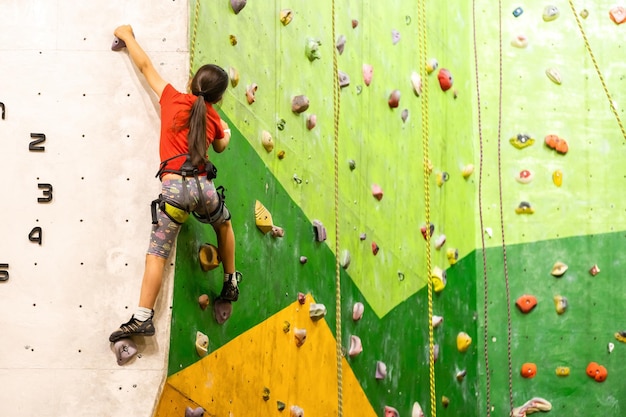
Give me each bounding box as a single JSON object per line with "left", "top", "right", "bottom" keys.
{"left": 437, "top": 68, "right": 453, "bottom": 91}
{"left": 372, "top": 242, "right": 379, "bottom": 255}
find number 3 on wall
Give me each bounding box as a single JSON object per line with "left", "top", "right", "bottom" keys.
{"left": 37, "top": 183, "right": 53, "bottom": 203}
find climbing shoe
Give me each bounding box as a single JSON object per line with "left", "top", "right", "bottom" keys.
{"left": 219, "top": 271, "right": 242, "bottom": 302}
{"left": 109, "top": 313, "right": 155, "bottom": 342}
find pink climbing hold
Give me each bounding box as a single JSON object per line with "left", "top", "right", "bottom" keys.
{"left": 375, "top": 361, "right": 387, "bottom": 379}
{"left": 214, "top": 299, "right": 233, "bottom": 324}
{"left": 384, "top": 405, "right": 399, "bottom": 417}
{"left": 388, "top": 90, "right": 401, "bottom": 108}
{"left": 114, "top": 338, "right": 138, "bottom": 366}
{"left": 372, "top": 242, "right": 379, "bottom": 255}
{"left": 362, "top": 64, "right": 373, "bottom": 86}
{"left": 298, "top": 292, "right": 306, "bottom": 304}
{"left": 353, "top": 302, "right": 364, "bottom": 321}
{"left": 371, "top": 184, "right": 383, "bottom": 200}
{"left": 349, "top": 335, "right": 363, "bottom": 357}
{"left": 111, "top": 37, "right": 126, "bottom": 51}
{"left": 306, "top": 114, "right": 317, "bottom": 130}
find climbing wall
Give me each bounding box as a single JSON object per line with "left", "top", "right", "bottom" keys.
{"left": 0, "top": 1, "right": 189, "bottom": 416}
{"left": 156, "top": 0, "right": 479, "bottom": 416}
{"left": 474, "top": 2, "right": 626, "bottom": 415}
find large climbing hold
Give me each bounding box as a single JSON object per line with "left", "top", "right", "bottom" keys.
{"left": 610, "top": 6, "right": 626, "bottom": 24}
{"left": 185, "top": 406, "right": 205, "bottom": 417}
{"left": 313, "top": 220, "right": 327, "bottom": 241}
{"left": 114, "top": 338, "right": 137, "bottom": 366}
{"left": 510, "top": 397, "right": 552, "bottom": 417}
{"left": 198, "top": 243, "right": 220, "bottom": 272}
{"left": 586, "top": 362, "right": 608, "bottom": 382}
{"left": 309, "top": 303, "right": 327, "bottom": 321}
{"left": 255, "top": 200, "right": 274, "bottom": 234}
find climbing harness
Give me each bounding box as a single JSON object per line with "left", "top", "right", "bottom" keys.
{"left": 417, "top": 0, "right": 436, "bottom": 416}
{"left": 331, "top": 0, "right": 343, "bottom": 414}
{"left": 151, "top": 154, "right": 229, "bottom": 227}
{"left": 567, "top": 1, "right": 626, "bottom": 141}
{"left": 472, "top": 0, "right": 514, "bottom": 413}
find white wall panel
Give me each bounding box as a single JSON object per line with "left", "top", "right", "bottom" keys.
{"left": 0, "top": 1, "right": 189, "bottom": 416}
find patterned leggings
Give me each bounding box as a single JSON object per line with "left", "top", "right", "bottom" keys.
{"left": 147, "top": 176, "right": 222, "bottom": 259}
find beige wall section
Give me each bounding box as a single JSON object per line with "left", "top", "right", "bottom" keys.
{"left": 0, "top": 1, "right": 188, "bottom": 416}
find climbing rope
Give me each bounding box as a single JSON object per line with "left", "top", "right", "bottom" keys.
{"left": 471, "top": 0, "right": 492, "bottom": 414}
{"left": 417, "top": 1, "right": 436, "bottom": 417}
{"left": 495, "top": 0, "right": 515, "bottom": 411}
{"left": 567, "top": 0, "right": 626, "bottom": 141}
{"left": 330, "top": 0, "right": 343, "bottom": 415}
{"left": 188, "top": 0, "right": 200, "bottom": 82}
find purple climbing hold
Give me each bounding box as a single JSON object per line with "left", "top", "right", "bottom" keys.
{"left": 214, "top": 299, "right": 232, "bottom": 324}
{"left": 185, "top": 406, "right": 205, "bottom": 417}
{"left": 313, "top": 219, "right": 327, "bottom": 241}
{"left": 230, "top": 0, "right": 247, "bottom": 14}
{"left": 338, "top": 71, "right": 350, "bottom": 88}
{"left": 114, "top": 338, "right": 138, "bottom": 366}
{"left": 111, "top": 37, "right": 126, "bottom": 51}
{"left": 336, "top": 35, "right": 346, "bottom": 54}
{"left": 391, "top": 29, "right": 401, "bottom": 45}
{"left": 349, "top": 335, "right": 363, "bottom": 357}
{"left": 299, "top": 256, "right": 308, "bottom": 264}
{"left": 375, "top": 360, "right": 387, "bottom": 379}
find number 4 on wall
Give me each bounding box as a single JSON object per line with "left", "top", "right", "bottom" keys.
{"left": 29, "top": 227, "right": 42, "bottom": 245}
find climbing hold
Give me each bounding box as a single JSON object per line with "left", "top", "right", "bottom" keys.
{"left": 521, "top": 362, "right": 537, "bottom": 378}
{"left": 545, "top": 68, "right": 562, "bottom": 85}
{"left": 270, "top": 226, "right": 284, "bottom": 238}
{"left": 551, "top": 261, "right": 568, "bottom": 277}
{"left": 412, "top": 402, "right": 425, "bottom": 417}
{"left": 306, "top": 114, "right": 317, "bottom": 130}
{"left": 553, "top": 295, "right": 568, "bottom": 314}
{"left": 426, "top": 58, "right": 438, "bottom": 74}
{"left": 313, "top": 220, "right": 327, "bottom": 241}
{"left": 388, "top": 89, "right": 401, "bottom": 108}
{"left": 229, "top": 35, "right": 237, "bottom": 46}
{"left": 349, "top": 335, "right": 363, "bottom": 357}
{"left": 230, "top": 0, "right": 247, "bottom": 14}
{"left": 436, "top": 171, "right": 450, "bottom": 187}
{"left": 362, "top": 64, "right": 373, "bottom": 86}
{"left": 298, "top": 292, "right": 306, "bottom": 304}
{"left": 410, "top": 72, "right": 422, "bottom": 96}
{"left": 441, "top": 396, "right": 450, "bottom": 408}
{"left": 290, "top": 405, "right": 304, "bottom": 417}
{"left": 292, "top": 95, "right": 310, "bottom": 113}
{"left": 457, "top": 332, "right": 472, "bottom": 352}
{"left": 510, "top": 133, "right": 535, "bottom": 149}
{"left": 299, "top": 256, "right": 307, "bottom": 264}
{"left": 515, "top": 294, "right": 537, "bottom": 313}
{"left": 198, "top": 243, "right": 220, "bottom": 272}
{"left": 447, "top": 248, "right": 459, "bottom": 265}
{"left": 255, "top": 200, "right": 274, "bottom": 234}
{"left": 542, "top": 5, "right": 560, "bottom": 21}
{"left": 456, "top": 370, "right": 467, "bottom": 382}
{"left": 433, "top": 344, "right": 440, "bottom": 362}
{"left": 552, "top": 169, "right": 563, "bottom": 187}
{"left": 615, "top": 331, "right": 626, "bottom": 343}
{"left": 384, "top": 405, "right": 399, "bottom": 417}
{"left": 372, "top": 241, "right": 380, "bottom": 255}
{"left": 511, "top": 398, "right": 552, "bottom": 417}
{"left": 375, "top": 361, "right": 387, "bottom": 379}
{"left": 283, "top": 321, "right": 290, "bottom": 333}
{"left": 421, "top": 223, "right": 434, "bottom": 240}
{"left": 580, "top": 9, "right": 589, "bottom": 19}
{"left": 484, "top": 227, "right": 493, "bottom": 238}
{"left": 391, "top": 29, "right": 401, "bottom": 45}
{"left": 432, "top": 315, "right": 443, "bottom": 328}
{"left": 586, "top": 362, "right": 608, "bottom": 382}
{"left": 185, "top": 407, "right": 205, "bottom": 417}
{"left": 246, "top": 83, "right": 258, "bottom": 104}
{"left": 359, "top": 232, "right": 366, "bottom": 240}
{"left": 195, "top": 331, "right": 209, "bottom": 358}
{"left": 340, "top": 250, "right": 351, "bottom": 269}
{"left": 228, "top": 67, "right": 239, "bottom": 88}
{"left": 114, "top": 338, "right": 137, "bottom": 366}
{"left": 608, "top": 342, "right": 615, "bottom": 353}
{"left": 515, "top": 201, "right": 535, "bottom": 215}
{"left": 432, "top": 266, "right": 446, "bottom": 293}
{"left": 305, "top": 38, "right": 322, "bottom": 61}
{"left": 437, "top": 68, "right": 453, "bottom": 91}
{"left": 544, "top": 134, "right": 568, "bottom": 154}
{"left": 111, "top": 37, "right": 126, "bottom": 51}
{"left": 512, "top": 7, "right": 523, "bottom": 17}
{"left": 309, "top": 303, "right": 327, "bottom": 321}
{"left": 589, "top": 264, "right": 600, "bottom": 276}
{"left": 214, "top": 299, "right": 232, "bottom": 324}
{"left": 609, "top": 6, "right": 626, "bottom": 25}
{"left": 511, "top": 34, "right": 529, "bottom": 48}
{"left": 336, "top": 35, "right": 346, "bottom": 54}
{"left": 401, "top": 109, "right": 409, "bottom": 123}
{"left": 462, "top": 164, "right": 474, "bottom": 179}
{"left": 277, "top": 401, "right": 286, "bottom": 411}
{"left": 294, "top": 328, "right": 307, "bottom": 347}
{"left": 262, "top": 387, "right": 270, "bottom": 401}
{"left": 372, "top": 184, "right": 384, "bottom": 201}
{"left": 277, "top": 118, "right": 286, "bottom": 130}
{"left": 434, "top": 234, "right": 446, "bottom": 250}
{"left": 555, "top": 366, "right": 570, "bottom": 376}
{"left": 348, "top": 159, "right": 356, "bottom": 170}
{"left": 515, "top": 169, "right": 534, "bottom": 184}
{"left": 338, "top": 71, "right": 350, "bottom": 88}
{"left": 280, "top": 9, "right": 294, "bottom": 25}
{"left": 353, "top": 302, "right": 364, "bottom": 321}
{"left": 198, "top": 294, "right": 210, "bottom": 310}
{"left": 352, "top": 19, "right": 359, "bottom": 28}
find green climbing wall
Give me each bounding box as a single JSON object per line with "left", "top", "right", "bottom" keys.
{"left": 164, "top": 0, "right": 626, "bottom": 416}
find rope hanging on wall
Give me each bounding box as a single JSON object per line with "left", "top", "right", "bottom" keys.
{"left": 417, "top": 1, "right": 436, "bottom": 416}
{"left": 189, "top": 0, "right": 201, "bottom": 84}
{"left": 567, "top": 0, "right": 626, "bottom": 141}
{"left": 330, "top": 0, "right": 344, "bottom": 415}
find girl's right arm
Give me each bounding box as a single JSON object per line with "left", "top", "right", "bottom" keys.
{"left": 114, "top": 25, "right": 168, "bottom": 99}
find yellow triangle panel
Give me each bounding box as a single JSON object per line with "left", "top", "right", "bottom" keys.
{"left": 154, "top": 296, "right": 376, "bottom": 416}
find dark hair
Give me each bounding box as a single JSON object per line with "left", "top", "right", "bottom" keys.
{"left": 186, "top": 64, "right": 229, "bottom": 167}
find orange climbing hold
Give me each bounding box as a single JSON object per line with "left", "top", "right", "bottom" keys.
{"left": 610, "top": 6, "right": 626, "bottom": 24}
{"left": 586, "top": 362, "right": 608, "bottom": 382}
{"left": 515, "top": 294, "right": 537, "bottom": 313}
{"left": 545, "top": 134, "right": 568, "bottom": 154}
{"left": 520, "top": 362, "right": 537, "bottom": 378}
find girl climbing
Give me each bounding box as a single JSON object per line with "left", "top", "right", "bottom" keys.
{"left": 109, "top": 25, "right": 241, "bottom": 342}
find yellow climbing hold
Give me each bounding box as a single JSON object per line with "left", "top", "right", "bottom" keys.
{"left": 552, "top": 169, "right": 563, "bottom": 187}
{"left": 255, "top": 200, "right": 274, "bottom": 234}
{"left": 456, "top": 332, "right": 472, "bottom": 352}
{"left": 431, "top": 266, "right": 446, "bottom": 293}
{"left": 555, "top": 366, "right": 570, "bottom": 376}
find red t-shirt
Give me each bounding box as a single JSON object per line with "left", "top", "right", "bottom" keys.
{"left": 158, "top": 83, "right": 224, "bottom": 173}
